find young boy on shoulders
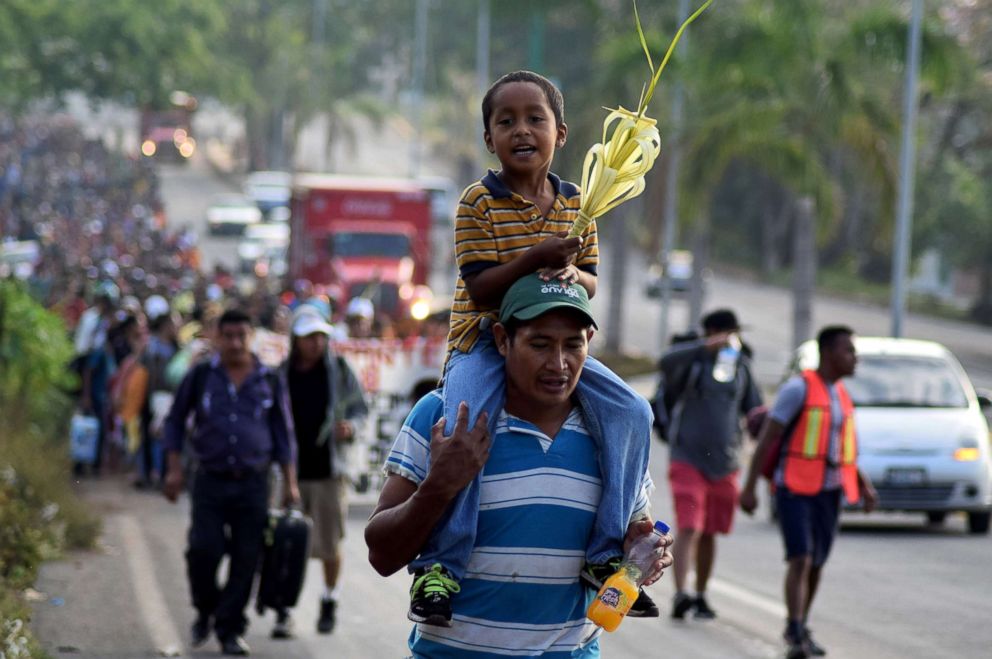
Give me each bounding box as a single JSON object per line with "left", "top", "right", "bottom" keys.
{"left": 407, "top": 70, "right": 656, "bottom": 626}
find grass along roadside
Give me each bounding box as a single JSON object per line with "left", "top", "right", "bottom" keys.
{"left": 596, "top": 351, "right": 657, "bottom": 379}
{"left": 1, "top": 418, "right": 102, "bottom": 659}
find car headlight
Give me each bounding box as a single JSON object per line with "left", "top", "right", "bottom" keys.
{"left": 954, "top": 447, "right": 981, "bottom": 462}
{"left": 178, "top": 138, "right": 196, "bottom": 158}
{"left": 954, "top": 438, "right": 981, "bottom": 462}
{"left": 410, "top": 298, "right": 431, "bottom": 321}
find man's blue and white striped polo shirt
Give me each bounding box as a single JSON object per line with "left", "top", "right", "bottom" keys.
{"left": 385, "top": 391, "right": 650, "bottom": 658}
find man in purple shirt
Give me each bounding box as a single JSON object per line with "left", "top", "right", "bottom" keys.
{"left": 163, "top": 308, "right": 300, "bottom": 656}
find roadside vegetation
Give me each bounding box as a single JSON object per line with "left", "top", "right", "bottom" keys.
{"left": 0, "top": 280, "right": 100, "bottom": 657}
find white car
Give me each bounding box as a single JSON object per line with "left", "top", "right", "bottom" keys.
{"left": 791, "top": 337, "right": 992, "bottom": 533}
{"left": 206, "top": 194, "right": 263, "bottom": 236}
{"left": 645, "top": 249, "right": 700, "bottom": 297}
{"left": 0, "top": 239, "right": 40, "bottom": 279}
{"left": 237, "top": 223, "right": 290, "bottom": 277}
{"left": 243, "top": 170, "right": 291, "bottom": 218}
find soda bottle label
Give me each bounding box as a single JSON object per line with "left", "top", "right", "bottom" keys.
{"left": 598, "top": 587, "right": 623, "bottom": 608}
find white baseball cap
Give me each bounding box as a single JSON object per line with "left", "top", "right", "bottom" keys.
{"left": 292, "top": 312, "right": 334, "bottom": 337}
{"left": 346, "top": 297, "right": 374, "bottom": 320}
{"left": 144, "top": 295, "right": 170, "bottom": 320}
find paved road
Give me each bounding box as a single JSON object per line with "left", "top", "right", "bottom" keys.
{"left": 29, "top": 160, "right": 992, "bottom": 658}
{"left": 157, "top": 158, "right": 241, "bottom": 273}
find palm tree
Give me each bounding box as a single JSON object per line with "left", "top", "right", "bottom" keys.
{"left": 665, "top": 0, "right": 966, "bottom": 342}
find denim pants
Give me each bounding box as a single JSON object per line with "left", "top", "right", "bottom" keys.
{"left": 186, "top": 470, "right": 269, "bottom": 638}
{"left": 410, "top": 331, "right": 653, "bottom": 579}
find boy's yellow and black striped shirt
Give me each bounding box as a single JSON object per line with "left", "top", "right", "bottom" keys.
{"left": 446, "top": 170, "right": 599, "bottom": 356}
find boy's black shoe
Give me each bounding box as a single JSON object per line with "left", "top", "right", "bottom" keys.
{"left": 409, "top": 563, "right": 460, "bottom": 627}
{"left": 579, "top": 559, "right": 659, "bottom": 618}
{"left": 627, "top": 588, "right": 660, "bottom": 618}
{"left": 190, "top": 615, "right": 211, "bottom": 648}
{"left": 693, "top": 594, "right": 717, "bottom": 619}
{"left": 317, "top": 599, "right": 336, "bottom": 634}
{"left": 671, "top": 592, "right": 694, "bottom": 620}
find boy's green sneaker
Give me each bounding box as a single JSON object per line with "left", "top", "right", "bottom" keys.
{"left": 409, "top": 563, "right": 461, "bottom": 627}
{"left": 579, "top": 559, "right": 660, "bottom": 618}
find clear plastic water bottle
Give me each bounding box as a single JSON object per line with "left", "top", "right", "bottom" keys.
{"left": 712, "top": 333, "right": 741, "bottom": 383}
{"left": 586, "top": 521, "right": 670, "bottom": 632}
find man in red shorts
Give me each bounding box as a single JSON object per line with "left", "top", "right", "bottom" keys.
{"left": 659, "top": 309, "right": 763, "bottom": 620}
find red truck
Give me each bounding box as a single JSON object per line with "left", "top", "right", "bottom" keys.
{"left": 139, "top": 91, "right": 198, "bottom": 162}
{"left": 288, "top": 174, "right": 436, "bottom": 320}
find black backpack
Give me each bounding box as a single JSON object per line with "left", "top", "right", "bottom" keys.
{"left": 651, "top": 361, "right": 702, "bottom": 443}
{"left": 650, "top": 331, "right": 701, "bottom": 442}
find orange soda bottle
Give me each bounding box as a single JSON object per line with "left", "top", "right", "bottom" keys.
{"left": 586, "top": 520, "right": 670, "bottom": 632}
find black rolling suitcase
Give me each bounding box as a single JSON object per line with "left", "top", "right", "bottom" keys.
{"left": 256, "top": 509, "right": 312, "bottom": 614}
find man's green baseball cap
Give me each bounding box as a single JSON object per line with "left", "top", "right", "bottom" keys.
{"left": 498, "top": 273, "right": 598, "bottom": 329}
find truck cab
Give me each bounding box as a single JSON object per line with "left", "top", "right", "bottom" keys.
{"left": 289, "top": 175, "right": 435, "bottom": 321}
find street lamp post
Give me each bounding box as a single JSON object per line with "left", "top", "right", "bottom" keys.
{"left": 476, "top": 0, "right": 490, "bottom": 169}
{"left": 890, "top": 0, "right": 924, "bottom": 338}
{"left": 658, "top": 0, "right": 689, "bottom": 351}
{"left": 409, "top": 0, "right": 430, "bottom": 178}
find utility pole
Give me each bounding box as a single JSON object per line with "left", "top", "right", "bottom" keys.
{"left": 312, "top": 0, "right": 326, "bottom": 46}
{"left": 606, "top": 209, "right": 630, "bottom": 355}
{"left": 658, "top": 0, "right": 689, "bottom": 350}
{"left": 890, "top": 0, "right": 923, "bottom": 337}
{"left": 792, "top": 197, "right": 816, "bottom": 348}
{"left": 476, "top": 0, "right": 490, "bottom": 100}
{"left": 528, "top": 6, "right": 546, "bottom": 71}
{"left": 686, "top": 218, "right": 707, "bottom": 331}
{"left": 409, "top": 0, "right": 430, "bottom": 178}
{"left": 476, "top": 0, "right": 491, "bottom": 169}
{"left": 311, "top": 0, "right": 327, "bottom": 172}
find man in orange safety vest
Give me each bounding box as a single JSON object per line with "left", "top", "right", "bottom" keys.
{"left": 740, "top": 326, "right": 878, "bottom": 659}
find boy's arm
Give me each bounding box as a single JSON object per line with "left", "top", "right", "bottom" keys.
{"left": 574, "top": 216, "right": 599, "bottom": 298}
{"left": 464, "top": 234, "right": 588, "bottom": 307}
{"left": 574, "top": 269, "right": 597, "bottom": 298}
{"left": 463, "top": 254, "right": 544, "bottom": 308}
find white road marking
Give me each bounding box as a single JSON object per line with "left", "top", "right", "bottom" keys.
{"left": 119, "top": 514, "right": 184, "bottom": 657}
{"left": 708, "top": 576, "right": 787, "bottom": 619}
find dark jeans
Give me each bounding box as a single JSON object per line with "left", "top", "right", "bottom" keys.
{"left": 186, "top": 470, "right": 268, "bottom": 639}
{"left": 138, "top": 411, "right": 164, "bottom": 484}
